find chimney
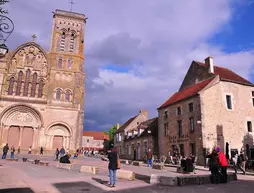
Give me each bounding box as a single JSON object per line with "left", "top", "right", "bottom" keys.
{"left": 140, "top": 109, "right": 148, "bottom": 119}
{"left": 116, "top": 123, "right": 120, "bottom": 130}
{"left": 204, "top": 56, "right": 214, "bottom": 74}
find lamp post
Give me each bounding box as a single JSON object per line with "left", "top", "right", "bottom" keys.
{"left": 0, "top": 14, "right": 14, "bottom": 57}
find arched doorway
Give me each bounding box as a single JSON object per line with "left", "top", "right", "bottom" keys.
{"left": 0, "top": 104, "right": 42, "bottom": 149}
{"left": 46, "top": 123, "right": 71, "bottom": 150}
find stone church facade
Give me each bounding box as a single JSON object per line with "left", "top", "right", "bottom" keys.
{"left": 0, "top": 10, "right": 86, "bottom": 151}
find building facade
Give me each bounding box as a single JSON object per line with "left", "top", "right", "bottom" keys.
{"left": 0, "top": 9, "right": 86, "bottom": 151}
{"left": 82, "top": 131, "right": 109, "bottom": 153}
{"left": 158, "top": 57, "right": 254, "bottom": 164}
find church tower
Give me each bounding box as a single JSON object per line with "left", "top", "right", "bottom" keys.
{"left": 48, "top": 10, "right": 86, "bottom": 148}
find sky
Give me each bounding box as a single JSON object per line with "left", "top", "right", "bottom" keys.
{"left": 4, "top": 0, "right": 254, "bottom": 132}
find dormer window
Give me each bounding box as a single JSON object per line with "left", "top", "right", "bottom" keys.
{"left": 138, "top": 128, "right": 141, "bottom": 136}
{"left": 137, "top": 122, "right": 139, "bottom": 125}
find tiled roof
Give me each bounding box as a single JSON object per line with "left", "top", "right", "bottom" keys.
{"left": 158, "top": 78, "right": 213, "bottom": 109}
{"left": 83, "top": 131, "right": 109, "bottom": 140}
{"left": 195, "top": 61, "right": 252, "bottom": 85}
{"left": 116, "top": 116, "right": 137, "bottom": 133}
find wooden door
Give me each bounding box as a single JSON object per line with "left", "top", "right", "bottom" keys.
{"left": 7, "top": 126, "right": 20, "bottom": 148}
{"left": 21, "top": 127, "right": 34, "bottom": 149}
{"left": 53, "top": 136, "right": 63, "bottom": 149}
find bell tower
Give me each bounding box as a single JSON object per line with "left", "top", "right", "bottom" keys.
{"left": 48, "top": 9, "right": 87, "bottom": 148}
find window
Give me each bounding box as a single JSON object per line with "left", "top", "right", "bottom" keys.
{"left": 128, "top": 145, "right": 131, "bottom": 155}
{"left": 247, "top": 121, "right": 252, "bottom": 132}
{"left": 189, "top": 117, "right": 194, "bottom": 132}
{"left": 179, "top": 144, "right": 184, "bottom": 157}
{"left": 252, "top": 91, "right": 254, "bottom": 97}
{"left": 23, "top": 69, "right": 31, "bottom": 96}
{"left": 178, "top": 120, "right": 183, "bottom": 137}
{"left": 38, "top": 80, "right": 44, "bottom": 98}
{"left": 164, "top": 123, "right": 169, "bottom": 136}
{"left": 87, "top": 139, "right": 89, "bottom": 143}
{"left": 30, "top": 73, "right": 37, "bottom": 97}
{"left": 144, "top": 141, "right": 148, "bottom": 153}
{"left": 60, "top": 31, "right": 66, "bottom": 51}
{"left": 252, "top": 98, "right": 254, "bottom": 107}
{"left": 164, "top": 110, "right": 168, "bottom": 119}
{"left": 15, "top": 71, "right": 23, "bottom": 96}
{"left": 190, "top": 143, "right": 196, "bottom": 156}
{"left": 188, "top": 103, "right": 193, "bottom": 112}
{"left": 132, "top": 130, "right": 134, "bottom": 138}
{"left": 137, "top": 122, "right": 139, "bottom": 125}
{"left": 177, "top": 106, "right": 181, "bottom": 115}
{"left": 8, "top": 77, "right": 15, "bottom": 95}
{"left": 56, "top": 88, "right": 62, "bottom": 100}
{"left": 226, "top": 95, "right": 232, "bottom": 109}
{"left": 119, "top": 134, "right": 122, "bottom": 142}
{"left": 75, "top": 74, "right": 81, "bottom": 87}
{"left": 69, "top": 33, "right": 75, "bottom": 52}
{"left": 67, "top": 58, "right": 72, "bottom": 69}
{"left": 58, "top": 58, "right": 63, "bottom": 68}
{"left": 138, "top": 128, "right": 141, "bottom": 136}
{"left": 65, "top": 90, "right": 71, "bottom": 101}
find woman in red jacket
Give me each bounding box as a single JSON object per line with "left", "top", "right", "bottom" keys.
{"left": 216, "top": 147, "right": 228, "bottom": 183}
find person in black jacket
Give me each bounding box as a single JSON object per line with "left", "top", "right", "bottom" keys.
{"left": 108, "top": 147, "right": 118, "bottom": 187}
{"left": 207, "top": 149, "right": 219, "bottom": 184}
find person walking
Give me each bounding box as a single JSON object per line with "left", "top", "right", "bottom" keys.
{"left": 207, "top": 149, "right": 219, "bottom": 184}
{"left": 239, "top": 151, "right": 248, "bottom": 175}
{"left": 28, "top": 146, "right": 32, "bottom": 154}
{"left": 233, "top": 152, "right": 238, "bottom": 174}
{"left": 2, "top": 144, "right": 9, "bottom": 159}
{"left": 60, "top": 147, "right": 65, "bottom": 157}
{"left": 40, "top": 147, "right": 44, "bottom": 155}
{"left": 147, "top": 149, "right": 153, "bottom": 167}
{"left": 10, "top": 146, "right": 15, "bottom": 159}
{"left": 17, "top": 146, "right": 20, "bottom": 155}
{"left": 55, "top": 148, "right": 60, "bottom": 160}
{"left": 108, "top": 147, "right": 119, "bottom": 188}
{"left": 217, "top": 147, "right": 228, "bottom": 183}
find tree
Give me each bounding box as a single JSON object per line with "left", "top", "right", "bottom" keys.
{"left": 109, "top": 124, "right": 118, "bottom": 141}
{"left": 0, "top": 0, "right": 8, "bottom": 14}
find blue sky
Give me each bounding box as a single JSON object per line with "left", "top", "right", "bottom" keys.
{"left": 6, "top": 0, "right": 254, "bottom": 132}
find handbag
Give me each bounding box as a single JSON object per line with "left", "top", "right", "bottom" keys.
{"left": 117, "top": 154, "right": 121, "bottom": 169}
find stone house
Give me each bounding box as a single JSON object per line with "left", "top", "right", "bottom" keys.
{"left": 82, "top": 131, "right": 109, "bottom": 153}
{"left": 158, "top": 57, "right": 254, "bottom": 164}
{"left": 114, "top": 110, "right": 149, "bottom": 157}
{"left": 0, "top": 9, "right": 86, "bottom": 151}
{"left": 124, "top": 117, "right": 158, "bottom": 161}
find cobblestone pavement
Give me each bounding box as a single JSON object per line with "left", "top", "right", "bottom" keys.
{"left": 0, "top": 154, "right": 254, "bottom": 193}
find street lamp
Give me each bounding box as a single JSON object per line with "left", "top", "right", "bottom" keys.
{"left": 0, "top": 14, "right": 14, "bottom": 57}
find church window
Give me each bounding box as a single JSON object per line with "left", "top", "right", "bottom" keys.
{"left": 67, "top": 58, "right": 72, "bottom": 69}
{"left": 69, "top": 33, "right": 75, "bottom": 52}
{"left": 58, "top": 58, "right": 63, "bottom": 68}
{"left": 56, "top": 88, "right": 62, "bottom": 100}
{"left": 75, "top": 74, "right": 81, "bottom": 87}
{"left": 60, "top": 31, "right": 66, "bottom": 51}
{"left": 15, "top": 71, "right": 23, "bottom": 96}
{"left": 65, "top": 89, "right": 72, "bottom": 101}
{"left": 23, "top": 69, "right": 31, "bottom": 96}
{"left": 8, "top": 77, "right": 15, "bottom": 95}
{"left": 38, "top": 80, "right": 44, "bottom": 98}
{"left": 30, "top": 73, "right": 37, "bottom": 97}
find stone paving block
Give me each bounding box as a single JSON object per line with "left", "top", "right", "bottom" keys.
{"left": 152, "top": 164, "right": 165, "bottom": 170}
{"left": 80, "top": 165, "right": 99, "bottom": 174}
{"left": 39, "top": 161, "right": 49, "bottom": 166}
{"left": 132, "top": 161, "right": 140, "bottom": 166}
{"left": 5, "top": 158, "right": 18, "bottom": 162}
{"left": 56, "top": 163, "right": 73, "bottom": 170}
{"left": 117, "top": 169, "right": 135, "bottom": 181}
{"left": 150, "top": 174, "right": 177, "bottom": 186}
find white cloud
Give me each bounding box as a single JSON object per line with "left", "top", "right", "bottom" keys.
{"left": 5, "top": 0, "right": 254, "bottom": 131}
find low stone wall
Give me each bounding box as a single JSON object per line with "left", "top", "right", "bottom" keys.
{"left": 116, "top": 169, "right": 135, "bottom": 181}
{"left": 152, "top": 164, "right": 165, "bottom": 170}
{"left": 80, "top": 165, "right": 99, "bottom": 174}
{"left": 132, "top": 161, "right": 140, "bottom": 166}
{"left": 56, "top": 163, "right": 73, "bottom": 170}
{"left": 150, "top": 174, "right": 177, "bottom": 186}
{"left": 39, "top": 161, "right": 49, "bottom": 166}
{"left": 5, "top": 158, "right": 18, "bottom": 162}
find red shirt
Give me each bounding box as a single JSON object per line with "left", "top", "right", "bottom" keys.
{"left": 218, "top": 152, "right": 228, "bottom": 166}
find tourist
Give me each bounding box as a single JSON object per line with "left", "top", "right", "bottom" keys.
{"left": 10, "top": 146, "right": 15, "bottom": 159}
{"left": 28, "top": 146, "right": 32, "bottom": 154}
{"left": 2, "top": 144, "right": 9, "bottom": 159}
{"left": 232, "top": 152, "right": 238, "bottom": 174}
{"left": 207, "top": 149, "right": 219, "bottom": 184}
{"left": 60, "top": 147, "right": 65, "bottom": 157}
{"left": 17, "top": 146, "right": 20, "bottom": 154}
{"left": 217, "top": 147, "right": 228, "bottom": 183}
{"left": 108, "top": 147, "right": 119, "bottom": 188}
{"left": 55, "top": 148, "right": 60, "bottom": 160}
{"left": 239, "top": 151, "right": 248, "bottom": 175}
{"left": 40, "top": 147, "right": 44, "bottom": 155}
{"left": 147, "top": 149, "right": 153, "bottom": 167}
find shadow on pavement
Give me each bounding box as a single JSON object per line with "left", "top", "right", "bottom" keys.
{"left": 0, "top": 188, "right": 34, "bottom": 193}
{"left": 92, "top": 177, "right": 108, "bottom": 186}
{"left": 54, "top": 181, "right": 102, "bottom": 193}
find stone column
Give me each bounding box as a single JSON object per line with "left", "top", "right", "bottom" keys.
{"left": 18, "top": 126, "right": 24, "bottom": 147}
{"left": 50, "top": 135, "right": 53, "bottom": 149}
{"left": 66, "top": 137, "right": 70, "bottom": 149}
{"left": 2, "top": 126, "right": 9, "bottom": 145}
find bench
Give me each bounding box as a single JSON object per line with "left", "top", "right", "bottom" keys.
{"left": 5, "top": 158, "right": 18, "bottom": 162}
{"left": 39, "top": 161, "right": 49, "bottom": 166}
{"left": 116, "top": 170, "right": 135, "bottom": 181}
{"left": 152, "top": 163, "right": 165, "bottom": 170}
{"left": 56, "top": 163, "right": 73, "bottom": 170}
{"left": 80, "top": 165, "right": 99, "bottom": 174}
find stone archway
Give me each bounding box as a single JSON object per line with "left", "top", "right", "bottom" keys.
{"left": 46, "top": 123, "right": 71, "bottom": 150}
{"left": 0, "top": 104, "right": 42, "bottom": 149}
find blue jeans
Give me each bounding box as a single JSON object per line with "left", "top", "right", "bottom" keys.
{"left": 11, "top": 152, "right": 14, "bottom": 159}
{"left": 148, "top": 159, "right": 152, "bottom": 167}
{"left": 2, "top": 152, "right": 7, "bottom": 159}
{"left": 109, "top": 169, "right": 116, "bottom": 185}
